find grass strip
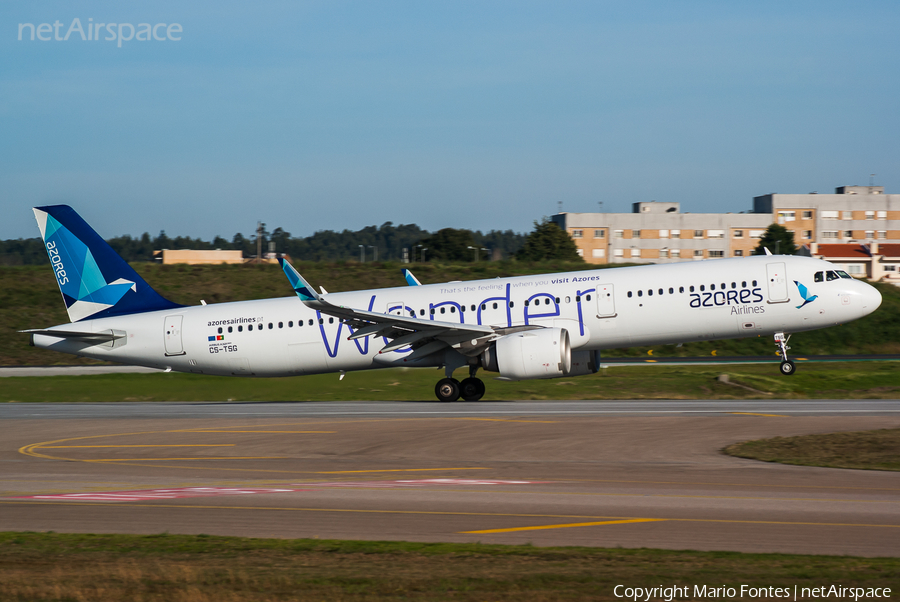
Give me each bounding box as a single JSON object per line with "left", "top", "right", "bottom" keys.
{"left": 3, "top": 362, "right": 900, "bottom": 403}
{"left": 724, "top": 428, "right": 900, "bottom": 471}
{"left": 1, "top": 532, "right": 897, "bottom": 601}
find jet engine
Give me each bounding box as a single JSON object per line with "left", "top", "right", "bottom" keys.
{"left": 480, "top": 327, "right": 571, "bottom": 380}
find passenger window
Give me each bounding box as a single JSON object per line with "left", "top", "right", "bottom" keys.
{"left": 731, "top": 282, "right": 736, "bottom": 289}
{"left": 669, "top": 287, "right": 674, "bottom": 294}
{"left": 309, "top": 319, "right": 314, "bottom": 326}
{"left": 586, "top": 294, "right": 591, "bottom": 301}
{"left": 814, "top": 272, "right": 824, "bottom": 282}
{"left": 238, "top": 325, "right": 243, "bottom": 332}
{"left": 575, "top": 296, "right": 580, "bottom": 303}
{"left": 742, "top": 281, "right": 747, "bottom": 288}
{"left": 627, "top": 291, "right": 633, "bottom": 298}
{"left": 658, "top": 288, "right": 663, "bottom": 295}
{"left": 298, "top": 320, "right": 303, "bottom": 327}
{"left": 679, "top": 286, "right": 684, "bottom": 293}
{"left": 648, "top": 289, "right": 653, "bottom": 296}
{"left": 700, "top": 285, "right": 705, "bottom": 292}
{"left": 420, "top": 309, "right": 425, "bottom": 316}
{"left": 278, "top": 322, "right": 283, "bottom": 329}
{"left": 440, "top": 307, "right": 446, "bottom": 314}
{"left": 555, "top": 297, "right": 560, "bottom": 303}
{"left": 318, "top": 318, "right": 324, "bottom": 325}
{"left": 471, "top": 305, "right": 476, "bottom": 311}
{"left": 826, "top": 271, "right": 839, "bottom": 281}
{"left": 711, "top": 284, "right": 715, "bottom": 290}
{"left": 288, "top": 321, "right": 293, "bottom": 327}
{"left": 218, "top": 327, "right": 222, "bottom": 334}
{"left": 492, "top": 302, "right": 498, "bottom": 309}
{"left": 545, "top": 299, "right": 551, "bottom": 305}
{"left": 328, "top": 318, "right": 334, "bottom": 324}
{"left": 721, "top": 283, "right": 725, "bottom": 289}
{"left": 431, "top": 308, "right": 435, "bottom": 314}
{"left": 638, "top": 290, "right": 643, "bottom": 297}
{"left": 689, "top": 286, "right": 694, "bottom": 292}
{"left": 752, "top": 280, "right": 758, "bottom": 286}
{"left": 525, "top": 299, "right": 530, "bottom": 306}
{"left": 481, "top": 304, "right": 486, "bottom": 310}
{"left": 258, "top": 324, "right": 263, "bottom": 330}
{"left": 510, "top": 301, "right": 515, "bottom": 308}
{"left": 228, "top": 326, "right": 233, "bottom": 333}
{"left": 268, "top": 323, "right": 273, "bottom": 329}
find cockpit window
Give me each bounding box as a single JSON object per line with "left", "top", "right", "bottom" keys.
{"left": 836, "top": 270, "right": 852, "bottom": 279}
{"left": 814, "top": 271, "right": 824, "bottom": 282}
{"left": 826, "top": 270, "right": 840, "bottom": 281}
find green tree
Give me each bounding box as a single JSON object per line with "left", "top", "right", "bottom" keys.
{"left": 415, "top": 228, "right": 478, "bottom": 262}
{"left": 515, "top": 218, "right": 583, "bottom": 262}
{"left": 754, "top": 223, "right": 797, "bottom": 255}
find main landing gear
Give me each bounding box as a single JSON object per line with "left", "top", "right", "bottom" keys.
{"left": 774, "top": 332, "right": 795, "bottom": 376}
{"left": 435, "top": 366, "right": 486, "bottom": 402}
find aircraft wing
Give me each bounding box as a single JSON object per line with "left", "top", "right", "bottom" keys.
{"left": 279, "top": 259, "right": 501, "bottom": 360}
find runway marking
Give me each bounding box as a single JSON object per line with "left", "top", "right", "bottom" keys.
{"left": 315, "top": 468, "right": 491, "bottom": 474}
{"left": 526, "top": 477, "right": 900, "bottom": 493}
{"left": 15, "top": 487, "right": 299, "bottom": 502}
{"left": 728, "top": 412, "right": 789, "bottom": 417}
{"left": 462, "top": 518, "right": 666, "bottom": 533}
{"left": 35, "top": 444, "right": 237, "bottom": 449}
{"left": 178, "top": 430, "right": 337, "bottom": 435}
{"left": 89, "top": 457, "right": 289, "bottom": 462}
{"left": 2, "top": 500, "right": 898, "bottom": 530}
{"left": 455, "top": 418, "right": 559, "bottom": 424}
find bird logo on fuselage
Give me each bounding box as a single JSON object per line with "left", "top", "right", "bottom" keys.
{"left": 794, "top": 280, "right": 818, "bottom": 309}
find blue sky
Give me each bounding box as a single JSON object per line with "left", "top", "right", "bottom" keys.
{"left": 2, "top": 1, "right": 899, "bottom": 240}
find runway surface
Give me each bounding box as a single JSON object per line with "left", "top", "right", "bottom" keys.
{"left": 2, "top": 400, "right": 898, "bottom": 557}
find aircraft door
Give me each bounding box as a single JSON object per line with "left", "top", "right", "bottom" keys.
{"left": 164, "top": 315, "right": 185, "bottom": 356}
{"left": 596, "top": 283, "right": 617, "bottom": 318}
{"left": 766, "top": 262, "right": 789, "bottom": 303}
{"left": 386, "top": 302, "right": 407, "bottom": 317}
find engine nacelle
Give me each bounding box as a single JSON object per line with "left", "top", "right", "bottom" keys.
{"left": 481, "top": 327, "right": 571, "bottom": 380}
{"left": 567, "top": 349, "right": 601, "bottom": 376}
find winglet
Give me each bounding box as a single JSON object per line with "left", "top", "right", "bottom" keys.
{"left": 764, "top": 247, "right": 773, "bottom": 256}
{"left": 402, "top": 268, "right": 421, "bottom": 286}
{"left": 279, "top": 258, "right": 322, "bottom": 302}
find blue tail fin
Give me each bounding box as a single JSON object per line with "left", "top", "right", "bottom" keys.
{"left": 33, "top": 205, "right": 182, "bottom": 322}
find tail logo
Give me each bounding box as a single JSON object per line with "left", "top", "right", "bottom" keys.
{"left": 35, "top": 209, "right": 137, "bottom": 321}
{"left": 794, "top": 280, "right": 818, "bottom": 309}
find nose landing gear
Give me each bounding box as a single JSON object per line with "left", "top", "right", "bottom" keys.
{"left": 774, "top": 332, "right": 795, "bottom": 376}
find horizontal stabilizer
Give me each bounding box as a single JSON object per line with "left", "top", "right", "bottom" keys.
{"left": 20, "top": 329, "right": 125, "bottom": 342}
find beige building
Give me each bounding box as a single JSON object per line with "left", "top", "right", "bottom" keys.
{"left": 554, "top": 185, "right": 900, "bottom": 268}
{"left": 551, "top": 202, "right": 771, "bottom": 265}
{"left": 153, "top": 249, "right": 245, "bottom": 264}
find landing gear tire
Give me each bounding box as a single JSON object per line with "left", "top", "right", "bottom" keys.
{"left": 459, "top": 377, "right": 486, "bottom": 401}
{"left": 779, "top": 360, "right": 796, "bottom": 376}
{"left": 435, "top": 378, "right": 461, "bottom": 402}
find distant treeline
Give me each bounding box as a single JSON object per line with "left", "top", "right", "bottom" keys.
{"left": 0, "top": 223, "right": 528, "bottom": 266}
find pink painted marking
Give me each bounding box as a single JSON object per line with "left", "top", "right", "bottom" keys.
{"left": 15, "top": 487, "right": 298, "bottom": 502}
{"left": 294, "top": 479, "right": 537, "bottom": 488}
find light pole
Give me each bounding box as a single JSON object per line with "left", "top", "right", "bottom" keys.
{"left": 481, "top": 247, "right": 490, "bottom": 261}
{"left": 368, "top": 245, "right": 377, "bottom": 262}
{"left": 421, "top": 248, "right": 428, "bottom": 263}
{"left": 358, "top": 245, "right": 365, "bottom": 263}
{"left": 415, "top": 244, "right": 422, "bottom": 263}
{"left": 467, "top": 246, "right": 477, "bottom": 262}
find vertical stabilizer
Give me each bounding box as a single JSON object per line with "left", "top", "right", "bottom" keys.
{"left": 33, "top": 205, "right": 182, "bottom": 322}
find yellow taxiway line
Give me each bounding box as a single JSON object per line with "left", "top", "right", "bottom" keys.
{"left": 462, "top": 518, "right": 666, "bottom": 533}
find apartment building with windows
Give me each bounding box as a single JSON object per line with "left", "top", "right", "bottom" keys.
{"left": 553, "top": 185, "right": 900, "bottom": 267}
{"left": 551, "top": 202, "right": 771, "bottom": 264}
{"left": 754, "top": 186, "right": 900, "bottom": 247}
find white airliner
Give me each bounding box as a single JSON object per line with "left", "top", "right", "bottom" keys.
{"left": 24, "top": 205, "right": 882, "bottom": 401}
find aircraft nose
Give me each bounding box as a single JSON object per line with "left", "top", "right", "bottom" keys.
{"left": 860, "top": 282, "right": 882, "bottom": 312}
